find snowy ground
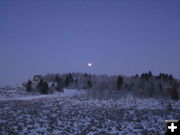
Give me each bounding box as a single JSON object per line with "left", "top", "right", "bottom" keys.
{"left": 0, "top": 88, "right": 179, "bottom": 135}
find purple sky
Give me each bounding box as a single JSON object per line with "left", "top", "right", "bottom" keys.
{"left": 0, "top": 0, "right": 180, "bottom": 85}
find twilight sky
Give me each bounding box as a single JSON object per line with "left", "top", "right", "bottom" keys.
{"left": 0, "top": 0, "right": 180, "bottom": 85}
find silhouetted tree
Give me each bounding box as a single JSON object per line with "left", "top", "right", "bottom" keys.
{"left": 75, "top": 79, "right": 78, "bottom": 87}
{"left": 64, "top": 73, "right": 74, "bottom": 86}
{"left": 148, "top": 81, "right": 155, "bottom": 97}
{"left": 87, "top": 79, "right": 92, "bottom": 89}
{"left": 135, "top": 74, "right": 139, "bottom": 78}
{"left": 68, "top": 73, "right": 74, "bottom": 83}
{"left": 140, "top": 73, "right": 149, "bottom": 81}
{"left": 43, "top": 81, "right": 49, "bottom": 94}
{"left": 55, "top": 74, "right": 62, "bottom": 83}
{"left": 56, "top": 83, "right": 63, "bottom": 92}
{"left": 54, "top": 74, "right": 64, "bottom": 91}
{"left": 148, "top": 71, "right": 152, "bottom": 78}
{"left": 170, "top": 80, "right": 179, "bottom": 100}
{"left": 116, "top": 76, "right": 123, "bottom": 90}
{"left": 84, "top": 73, "right": 88, "bottom": 78}
{"left": 26, "top": 80, "right": 32, "bottom": 92}
{"left": 64, "top": 75, "right": 70, "bottom": 86}
{"left": 37, "top": 79, "right": 49, "bottom": 94}
{"left": 168, "top": 74, "right": 174, "bottom": 81}
{"left": 159, "top": 82, "right": 162, "bottom": 91}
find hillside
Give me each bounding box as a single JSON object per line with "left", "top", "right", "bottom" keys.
{"left": 0, "top": 88, "right": 179, "bottom": 134}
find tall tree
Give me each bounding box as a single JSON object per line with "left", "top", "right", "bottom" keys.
{"left": 37, "top": 79, "right": 49, "bottom": 94}
{"left": 116, "top": 76, "right": 123, "bottom": 90}
{"left": 170, "top": 80, "right": 179, "bottom": 100}
{"left": 148, "top": 71, "right": 152, "bottom": 78}
{"left": 87, "top": 79, "right": 92, "bottom": 89}
{"left": 26, "top": 80, "right": 32, "bottom": 92}
{"left": 55, "top": 74, "right": 61, "bottom": 83}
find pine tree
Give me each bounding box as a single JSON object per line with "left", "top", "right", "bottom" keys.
{"left": 56, "top": 82, "right": 63, "bottom": 92}
{"left": 148, "top": 71, "right": 152, "bottom": 78}
{"left": 141, "top": 73, "right": 149, "bottom": 81}
{"left": 68, "top": 73, "right": 74, "bottom": 83}
{"left": 37, "top": 79, "right": 43, "bottom": 90}
{"left": 170, "top": 80, "right": 179, "bottom": 100}
{"left": 64, "top": 75, "right": 70, "bottom": 86}
{"left": 26, "top": 80, "right": 32, "bottom": 92}
{"left": 55, "top": 74, "right": 61, "bottom": 83}
{"left": 159, "top": 82, "right": 162, "bottom": 91}
{"left": 87, "top": 79, "right": 92, "bottom": 89}
{"left": 42, "top": 81, "right": 49, "bottom": 94}
{"left": 116, "top": 76, "right": 123, "bottom": 90}
{"left": 64, "top": 73, "right": 74, "bottom": 87}
{"left": 37, "top": 79, "right": 49, "bottom": 94}
{"left": 148, "top": 81, "right": 155, "bottom": 97}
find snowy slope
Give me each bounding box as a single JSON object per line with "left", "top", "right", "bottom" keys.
{"left": 0, "top": 87, "right": 84, "bottom": 101}
{"left": 0, "top": 88, "right": 179, "bottom": 135}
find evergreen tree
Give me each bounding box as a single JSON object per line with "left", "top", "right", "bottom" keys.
{"left": 75, "top": 79, "right": 78, "bottom": 87}
{"left": 42, "top": 81, "right": 49, "bottom": 94}
{"left": 159, "top": 82, "right": 162, "bottom": 91}
{"left": 148, "top": 81, "right": 155, "bottom": 97}
{"left": 116, "top": 76, "right": 123, "bottom": 90}
{"left": 37, "top": 79, "right": 43, "bottom": 90}
{"left": 64, "top": 73, "right": 74, "bottom": 87}
{"left": 140, "top": 73, "right": 149, "bottom": 81}
{"left": 135, "top": 74, "right": 139, "bottom": 78}
{"left": 168, "top": 74, "right": 174, "bottom": 81}
{"left": 37, "top": 79, "right": 49, "bottom": 94}
{"left": 170, "top": 80, "right": 179, "bottom": 100}
{"left": 68, "top": 73, "right": 73, "bottom": 83}
{"left": 64, "top": 75, "right": 70, "bottom": 86}
{"left": 26, "top": 80, "right": 32, "bottom": 92}
{"left": 55, "top": 74, "right": 61, "bottom": 83}
{"left": 87, "top": 79, "right": 92, "bottom": 89}
{"left": 84, "top": 73, "right": 88, "bottom": 78}
{"left": 148, "top": 71, "right": 152, "bottom": 78}
{"left": 56, "top": 83, "right": 63, "bottom": 92}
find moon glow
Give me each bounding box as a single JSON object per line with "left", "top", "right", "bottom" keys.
{"left": 88, "top": 62, "right": 92, "bottom": 67}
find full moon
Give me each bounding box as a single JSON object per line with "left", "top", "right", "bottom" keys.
{"left": 88, "top": 62, "right": 92, "bottom": 67}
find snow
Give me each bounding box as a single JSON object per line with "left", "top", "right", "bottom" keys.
{"left": 61, "top": 89, "right": 86, "bottom": 97}
{"left": 0, "top": 88, "right": 179, "bottom": 134}
{"left": 0, "top": 89, "right": 85, "bottom": 101}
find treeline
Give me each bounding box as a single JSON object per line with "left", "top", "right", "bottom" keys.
{"left": 24, "top": 73, "right": 74, "bottom": 94}
{"left": 24, "top": 72, "right": 179, "bottom": 100}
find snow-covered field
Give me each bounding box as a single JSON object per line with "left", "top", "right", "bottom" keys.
{"left": 0, "top": 87, "right": 179, "bottom": 135}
